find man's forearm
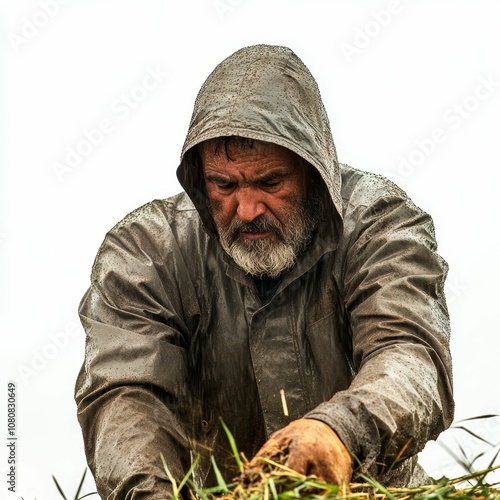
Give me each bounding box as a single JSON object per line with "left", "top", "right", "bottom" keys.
{"left": 76, "top": 384, "right": 189, "bottom": 498}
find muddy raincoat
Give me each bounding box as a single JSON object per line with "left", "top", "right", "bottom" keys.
{"left": 75, "top": 45, "right": 454, "bottom": 499}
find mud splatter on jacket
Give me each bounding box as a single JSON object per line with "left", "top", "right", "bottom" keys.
{"left": 75, "top": 45, "right": 454, "bottom": 498}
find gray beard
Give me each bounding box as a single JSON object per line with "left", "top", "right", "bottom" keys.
{"left": 214, "top": 195, "right": 322, "bottom": 278}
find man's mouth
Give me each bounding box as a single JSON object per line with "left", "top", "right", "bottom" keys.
{"left": 240, "top": 230, "right": 273, "bottom": 240}
{"left": 228, "top": 216, "right": 283, "bottom": 244}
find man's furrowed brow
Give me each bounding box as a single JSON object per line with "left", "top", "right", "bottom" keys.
{"left": 205, "top": 173, "right": 231, "bottom": 183}
{"left": 255, "top": 170, "right": 290, "bottom": 183}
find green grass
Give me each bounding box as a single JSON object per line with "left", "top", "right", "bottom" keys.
{"left": 174, "top": 415, "right": 500, "bottom": 499}
{"left": 51, "top": 469, "right": 97, "bottom": 500}
{"left": 54, "top": 415, "right": 500, "bottom": 499}
{"left": 185, "top": 459, "right": 500, "bottom": 500}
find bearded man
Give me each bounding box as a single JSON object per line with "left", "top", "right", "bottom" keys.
{"left": 75, "top": 45, "right": 454, "bottom": 499}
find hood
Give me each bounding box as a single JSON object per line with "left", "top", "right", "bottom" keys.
{"left": 176, "top": 44, "right": 343, "bottom": 237}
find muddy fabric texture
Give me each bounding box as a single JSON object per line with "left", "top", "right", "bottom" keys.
{"left": 75, "top": 44, "right": 454, "bottom": 499}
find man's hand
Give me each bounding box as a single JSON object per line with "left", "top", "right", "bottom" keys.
{"left": 247, "top": 419, "right": 352, "bottom": 485}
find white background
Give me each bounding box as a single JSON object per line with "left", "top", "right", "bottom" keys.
{"left": 1, "top": 1, "right": 499, "bottom": 498}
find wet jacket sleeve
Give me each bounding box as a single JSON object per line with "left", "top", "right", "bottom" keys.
{"left": 306, "top": 189, "right": 454, "bottom": 476}
{"left": 75, "top": 217, "right": 193, "bottom": 499}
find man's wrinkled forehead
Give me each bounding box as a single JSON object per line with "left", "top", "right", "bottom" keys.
{"left": 198, "top": 136, "right": 304, "bottom": 169}
{"left": 198, "top": 136, "right": 255, "bottom": 159}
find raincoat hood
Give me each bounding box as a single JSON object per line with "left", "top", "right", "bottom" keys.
{"left": 176, "top": 44, "right": 343, "bottom": 237}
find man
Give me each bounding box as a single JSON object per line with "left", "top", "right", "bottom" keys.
{"left": 75, "top": 44, "right": 454, "bottom": 498}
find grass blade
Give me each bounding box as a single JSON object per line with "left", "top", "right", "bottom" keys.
{"left": 449, "top": 464, "right": 500, "bottom": 485}
{"left": 452, "top": 426, "right": 496, "bottom": 447}
{"left": 487, "top": 448, "right": 500, "bottom": 471}
{"left": 439, "top": 440, "right": 475, "bottom": 474}
{"left": 185, "top": 478, "right": 209, "bottom": 500}
{"left": 73, "top": 469, "right": 87, "bottom": 500}
{"left": 453, "top": 414, "right": 499, "bottom": 424}
{"left": 210, "top": 455, "right": 229, "bottom": 493}
{"left": 388, "top": 439, "right": 412, "bottom": 472}
{"left": 268, "top": 477, "right": 278, "bottom": 500}
{"left": 219, "top": 417, "right": 244, "bottom": 473}
{"left": 160, "top": 453, "right": 179, "bottom": 498}
{"left": 52, "top": 475, "right": 68, "bottom": 500}
{"left": 177, "top": 454, "right": 201, "bottom": 494}
{"left": 358, "top": 473, "right": 396, "bottom": 500}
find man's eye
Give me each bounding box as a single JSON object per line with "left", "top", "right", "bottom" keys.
{"left": 261, "top": 180, "right": 281, "bottom": 188}
{"left": 215, "top": 181, "right": 234, "bottom": 191}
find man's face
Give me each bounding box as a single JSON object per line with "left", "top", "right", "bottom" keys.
{"left": 201, "top": 139, "right": 320, "bottom": 277}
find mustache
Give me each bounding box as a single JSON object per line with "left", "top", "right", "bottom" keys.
{"left": 229, "top": 216, "right": 284, "bottom": 241}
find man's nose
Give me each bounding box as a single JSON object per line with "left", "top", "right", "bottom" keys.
{"left": 236, "top": 188, "right": 267, "bottom": 222}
